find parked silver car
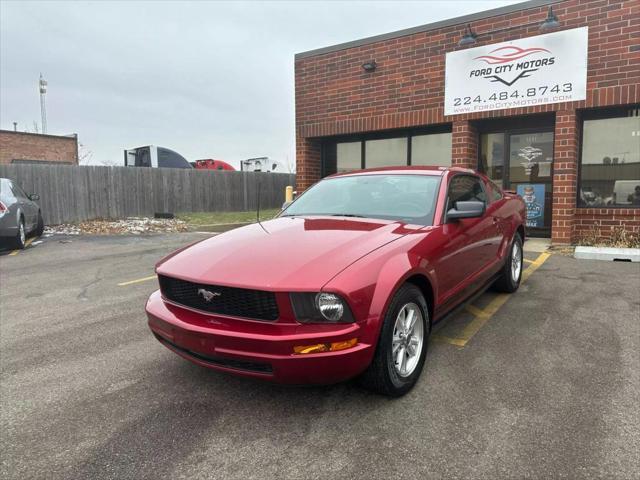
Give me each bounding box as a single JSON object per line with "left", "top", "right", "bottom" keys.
{"left": 0, "top": 178, "right": 44, "bottom": 249}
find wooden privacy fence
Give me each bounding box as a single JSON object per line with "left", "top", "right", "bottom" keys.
{"left": 0, "top": 164, "right": 296, "bottom": 225}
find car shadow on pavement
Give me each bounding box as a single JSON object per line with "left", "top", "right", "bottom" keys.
{"left": 64, "top": 356, "right": 387, "bottom": 480}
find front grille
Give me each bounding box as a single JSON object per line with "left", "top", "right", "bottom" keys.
{"left": 158, "top": 275, "right": 279, "bottom": 321}
{"left": 155, "top": 334, "right": 273, "bottom": 374}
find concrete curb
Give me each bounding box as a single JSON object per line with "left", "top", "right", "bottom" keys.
{"left": 574, "top": 246, "right": 640, "bottom": 262}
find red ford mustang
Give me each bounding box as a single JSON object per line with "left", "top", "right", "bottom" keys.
{"left": 147, "top": 166, "right": 526, "bottom": 396}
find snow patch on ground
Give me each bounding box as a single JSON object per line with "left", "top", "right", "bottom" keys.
{"left": 44, "top": 217, "right": 189, "bottom": 236}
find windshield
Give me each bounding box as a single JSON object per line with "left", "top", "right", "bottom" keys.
{"left": 282, "top": 174, "right": 441, "bottom": 225}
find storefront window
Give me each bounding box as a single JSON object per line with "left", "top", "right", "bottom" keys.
{"left": 479, "top": 133, "right": 505, "bottom": 183}
{"left": 322, "top": 127, "right": 453, "bottom": 176}
{"left": 579, "top": 109, "right": 640, "bottom": 207}
{"left": 411, "top": 133, "right": 452, "bottom": 166}
{"left": 365, "top": 137, "right": 408, "bottom": 168}
{"left": 336, "top": 141, "right": 361, "bottom": 173}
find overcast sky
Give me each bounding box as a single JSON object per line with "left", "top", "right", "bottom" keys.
{"left": 1, "top": 0, "right": 520, "bottom": 169}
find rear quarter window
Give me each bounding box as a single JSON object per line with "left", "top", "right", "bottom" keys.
{"left": 11, "top": 183, "right": 28, "bottom": 199}
{"left": 488, "top": 180, "right": 503, "bottom": 202}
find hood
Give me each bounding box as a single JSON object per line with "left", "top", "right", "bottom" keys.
{"left": 157, "top": 216, "right": 416, "bottom": 290}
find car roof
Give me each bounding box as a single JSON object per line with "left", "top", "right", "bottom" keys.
{"left": 326, "top": 165, "right": 477, "bottom": 178}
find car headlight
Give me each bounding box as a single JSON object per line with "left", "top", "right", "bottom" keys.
{"left": 316, "top": 293, "right": 344, "bottom": 321}
{"left": 290, "top": 292, "right": 354, "bottom": 323}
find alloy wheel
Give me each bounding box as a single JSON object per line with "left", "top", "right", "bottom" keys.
{"left": 511, "top": 240, "right": 522, "bottom": 282}
{"left": 391, "top": 302, "right": 424, "bottom": 377}
{"left": 19, "top": 222, "right": 25, "bottom": 246}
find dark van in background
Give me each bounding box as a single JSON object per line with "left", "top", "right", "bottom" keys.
{"left": 124, "top": 145, "right": 192, "bottom": 169}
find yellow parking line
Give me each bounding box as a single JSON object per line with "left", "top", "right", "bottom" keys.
{"left": 8, "top": 238, "right": 35, "bottom": 256}
{"left": 521, "top": 252, "right": 551, "bottom": 284}
{"left": 456, "top": 294, "right": 510, "bottom": 344}
{"left": 432, "top": 335, "right": 466, "bottom": 347}
{"left": 465, "top": 304, "right": 490, "bottom": 318}
{"left": 117, "top": 275, "right": 157, "bottom": 286}
{"left": 435, "top": 251, "right": 551, "bottom": 347}
{"left": 523, "top": 258, "right": 534, "bottom": 264}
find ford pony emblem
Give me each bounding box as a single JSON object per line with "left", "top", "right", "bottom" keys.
{"left": 197, "top": 288, "right": 221, "bottom": 302}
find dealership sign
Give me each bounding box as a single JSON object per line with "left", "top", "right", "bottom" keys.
{"left": 444, "top": 27, "right": 588, "bottom": 115}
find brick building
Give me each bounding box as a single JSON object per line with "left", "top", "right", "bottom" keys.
{"left": 294, "top": 0, "right": 639, "bottom": 243}
{"left": 0, "top": 130, "right": 79, "bottom": 166}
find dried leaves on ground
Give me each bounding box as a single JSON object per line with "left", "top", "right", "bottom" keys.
{"left": 577, "top": 225, "right": 640, "bottom": 249}
{"left": 44, "top": 217, "right": 189, "bottom": 236}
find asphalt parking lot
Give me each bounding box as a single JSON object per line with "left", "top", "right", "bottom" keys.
{"left": 1, "top": 233, "right": 639, "bottom": 479}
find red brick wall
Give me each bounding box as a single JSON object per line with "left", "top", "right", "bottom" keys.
{"left": 295, "top": 0, "right": 640, "bottom": 243}
{"left": 551, "top": 111, "right": 580, "bottom": 243}
{"left": 296, "top": 136, "right": 321, "bottom": 193}
{"left": 0, "top": 131, "right": 78, "bottom": 165}
{"left": 296, "top": 0, "right": 638, "bottom": 135}
{"left": 574, "top": 209, "right": 640, "bottom": 239}
{"left": 452, "top": 120, "right": 477, "bottom": 168}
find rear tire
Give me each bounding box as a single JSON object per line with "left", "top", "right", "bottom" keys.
{"left": 358, "top": 283, "right": 430, "bottom": 397}
{"left": 15, "top": 218, "right": 26, "bottom": 249}
{"left": 493, "top": 233, "right": 523, "bottom": 293}
{"left": 35, "top": 211, "right": 44, "bottom": 237}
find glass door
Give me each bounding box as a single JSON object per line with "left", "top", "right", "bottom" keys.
{"left": 508, "top": 131, "right": 554, "bottom": 237}
{"left": 480, "top": 130, "right": 554, "bottom": 237}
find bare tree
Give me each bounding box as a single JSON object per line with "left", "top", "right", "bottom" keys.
{"left": 285, "top": 155, "right": 296, "bottom": 173}
{"left": 78, "top": 142, "right": 94, "bottom": 165}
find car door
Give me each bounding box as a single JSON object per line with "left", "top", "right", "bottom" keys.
{"left": 433, "top": 174, "right": 498, "bottom": 308}
{"left": 483, "top": 178, "right": 512, "bottom": 267}
{"left": 10, "top": 181, "right": 37, "bottom": 230}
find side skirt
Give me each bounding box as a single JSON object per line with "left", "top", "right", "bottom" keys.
{"left": 432, "top": 272, "right": 501, "bottom": 326}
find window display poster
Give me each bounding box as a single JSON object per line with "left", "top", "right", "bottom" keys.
{"left": 517, "top": 184, "right": 545, "bottom": 227}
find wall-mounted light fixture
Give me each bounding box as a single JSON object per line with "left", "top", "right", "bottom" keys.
{"left": 361, "top": 60, "right": 377, "bottom": 72}
{"left": 539, "top": 6, "right": 560, "bottom": 31}
{"left": 458, "top": 24, "right": 478, "bottom": 47}
{"left": 457, "top": 6, "right": 562, "bottom": 47}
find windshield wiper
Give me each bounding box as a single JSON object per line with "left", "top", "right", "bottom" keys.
{"left": 328, "top": 214, "right": 366, "bottom": 218}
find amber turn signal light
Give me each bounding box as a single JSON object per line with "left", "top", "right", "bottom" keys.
{"left": 293, "top": 338, "right": 357, "bottom": 354}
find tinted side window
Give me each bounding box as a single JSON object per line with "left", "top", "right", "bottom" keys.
{"left": 447, "top": 175, "right": 486, "bottom": 209}
{"left": 11, "top": 182, "right": 28, "bottom": 200}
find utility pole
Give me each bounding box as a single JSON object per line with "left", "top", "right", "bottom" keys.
{"left": 39, "top": 74, "right": 48, "bottom": 134}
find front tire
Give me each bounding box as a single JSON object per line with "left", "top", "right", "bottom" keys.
{"left": 358, "top": 283, "right": 430, "bottom": 397}
{"left": 35, "top": 211, "right": 44, "bottom": 237}
{"left": 493, "top": 232, "right": 523, "bottom": 293}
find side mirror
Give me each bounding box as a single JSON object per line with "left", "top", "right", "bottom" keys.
{"left": 29, "top": 193, "right": 40, "bottom": 201}
{"left": 447, "top": 200, "right": 484, "bottom": 221}
{"left": 282, "top": 201, "right": 292, "bottom": 210}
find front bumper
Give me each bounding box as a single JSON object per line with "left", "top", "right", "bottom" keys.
{"left": 146, "top": 290, "right": 374, "bottom": 384}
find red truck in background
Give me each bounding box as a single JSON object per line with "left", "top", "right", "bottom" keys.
{"left": 124, "top": 146, "right": 237, "bottom": 171}
{"left": 192, "top": 159, "right": 236, "bottom": 171}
